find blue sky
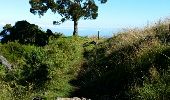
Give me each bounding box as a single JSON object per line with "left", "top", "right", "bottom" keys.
{"left": 0, "top": 0, "right": 170, "bottom": 36}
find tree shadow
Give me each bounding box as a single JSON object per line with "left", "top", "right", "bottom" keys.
{"left": 19, "top": 64, "right": 49, "bottom": 90}
{"left": 70, "top": 41, "right": 137, "bottom": 99}
{"left": 70, "top": 38, "right": 170, "bottom": 99}
{"left": 17, "top": 49, "right": 50, "bottom": 90}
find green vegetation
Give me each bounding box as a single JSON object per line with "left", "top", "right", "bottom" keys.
{"left": 29, "top": 0, "right": 107, "bottom": 36}
{"left": 0, "top": 20, "right": 56, "bottom": 46}
{"left": 0, "top": 35, "right": 90, "bottom": 99}
{"left": 0, "top": 19, "right": 170, "bottom": 100}
{"left": 72, "top": 20, "right": 170, "bottom": 99}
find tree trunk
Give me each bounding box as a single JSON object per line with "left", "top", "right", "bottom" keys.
{"left": 73, "top": 20, "right": 78, "bottom": 36}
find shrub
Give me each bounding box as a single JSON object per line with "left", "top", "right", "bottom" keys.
{"left": 0, "top": 36, "right": 87, "bottom": 99}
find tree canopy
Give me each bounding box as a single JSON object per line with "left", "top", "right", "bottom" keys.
{"left": 29, "top": 0, "right": 107, "bottom": 36}
{"left": 0, "top": 20, "right": 53, "bottom": 46}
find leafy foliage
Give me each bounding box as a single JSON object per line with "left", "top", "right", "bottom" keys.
{"left": 0, "top": 36, "right": 87, "bottom": 99}
{"left": 0, "top": 20, "right": 55, "bottom": 46}
{"left": 70, "top": 20, "right": 170, "bottom": 99}
{"left": 29, "top": 0, "right": 107, "bottom": 35}
{"left": 1, "top": 19, "right": 170, "bottom": 100}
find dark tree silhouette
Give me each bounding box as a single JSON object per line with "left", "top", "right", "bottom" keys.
{"left": 29, "top": 0, "right": 107, "bottom": 36}
{"left": 0, "top": 20, "right": 53, "bottom": 46}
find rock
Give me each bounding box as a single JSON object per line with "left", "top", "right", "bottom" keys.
{"left": 0, "top": 55, "right": 12, "bottom": 70}
{"left": 72, "top": 97, "right": 81, "bottom": 100}
{"left": 56, "top": 97, "right": 90, "bottom": 100}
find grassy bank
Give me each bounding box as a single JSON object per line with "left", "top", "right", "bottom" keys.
{"left": 0, "top": 19, "right": 170, "bottom": 99}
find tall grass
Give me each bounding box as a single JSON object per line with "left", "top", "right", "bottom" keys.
{"left": 1, "top": 19, "right": 170, "bottom": 99}
{"left": 71, "top": 18, "right": 170, "bottom": 99}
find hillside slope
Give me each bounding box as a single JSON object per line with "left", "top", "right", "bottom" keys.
{"left": 0, "top": 19, "right": 170, "bottom": 100}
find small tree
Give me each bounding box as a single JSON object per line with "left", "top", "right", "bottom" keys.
{"left": 29, "top": 0, "right": 107, "bottom": 36}
{"left": 0, "top": 21, "right": 51, "bottom": 46}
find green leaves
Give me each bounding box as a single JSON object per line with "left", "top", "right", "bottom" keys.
{"left": 0, "top": 36, "right": 87, "bottom": 99}
{"left": 0, "top": 20, "right": 54, "bottom": 46}
{"left": 29, "top": 0, "right": 106, "bottom": 35}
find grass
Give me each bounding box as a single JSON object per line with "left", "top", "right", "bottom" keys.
{"left": 0, "top": 18, "right": 170, "bottom": 99}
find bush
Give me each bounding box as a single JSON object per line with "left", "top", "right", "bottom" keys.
{"left": 1, "top": 19, "right": 170, "bottom": 100}
{"left": 0, "top": 20, "right": 55, "bottom": 46}
{"left": 71, "top": 20, "right": 170, "bottom": 100}
{"left": 0, "top": 36, "right": 86, "bottom": 99}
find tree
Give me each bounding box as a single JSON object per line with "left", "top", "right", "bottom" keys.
{"left": 0, "top": 20, "right": 52, "bottom": 46}
{"left": 29, "top": 0, "right": 107, "bottom": 36}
